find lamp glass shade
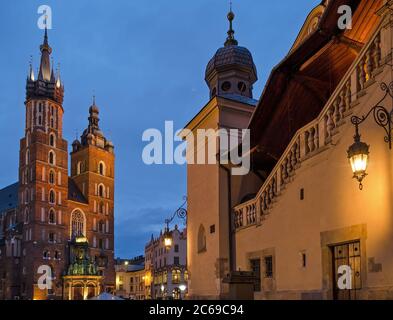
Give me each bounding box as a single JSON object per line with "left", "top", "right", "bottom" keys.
{"left": 349, "top": 153, "right": 368, "bottom": 175}
{"left": 164, "top": 236, "right": 173, "bottom": 248}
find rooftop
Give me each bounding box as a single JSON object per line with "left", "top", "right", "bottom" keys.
{"left": 0, "top": 183, "right": 18, "bottom": 213}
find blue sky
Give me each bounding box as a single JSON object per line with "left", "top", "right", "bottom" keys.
{"left": 0, "top": 0, "right": 320, "bottom": 258}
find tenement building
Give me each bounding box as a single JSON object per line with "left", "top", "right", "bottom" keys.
{"left": 183, "top": 0, "right": 393, "bottom": 299}
{"left": 0, "top": 29, "right": 115, "bottom": 300}
{"left": 145, "top": 226, "right": 188, "bottom": 299}
{"left": 115, "top": 256, "right": 146, "bottom": 300}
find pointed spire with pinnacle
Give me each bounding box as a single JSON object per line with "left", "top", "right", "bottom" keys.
{"left": 38, "top": 25, "right": 52, "bottom": 81}
{"left": 28, "top": 55, "right": 35, "bottom": 81}
{"left": 224, "top": 3, "right": 238, "bottom": 46}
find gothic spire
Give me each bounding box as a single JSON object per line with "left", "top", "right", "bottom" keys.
{"left": 38, "top": 26, "right": 52, "bottom": 81}
{"left": 28, "top": 56, "right": 35, "bottom": 81}
{"left": 224, "top": 4, "right": 238, "bottom": 46}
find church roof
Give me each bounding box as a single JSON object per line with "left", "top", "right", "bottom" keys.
{"left": 219, "top": 93, "right": 258, "bottom": 106}
{"left": 68, "top": 179, "right": 88, "bottom": 204}
{"left": 0, "top": 182, "right": 19, "bottom": 213}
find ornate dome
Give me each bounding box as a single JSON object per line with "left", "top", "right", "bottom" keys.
{"left": 204, "top": 8, "right": 257, "bottom": 99}
{"left": 205, "top": 45, "right": 257, "bottom": 81}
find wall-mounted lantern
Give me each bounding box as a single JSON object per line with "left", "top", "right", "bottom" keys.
{"left": 348, "top": 81, "right": 393, "bottom": 190}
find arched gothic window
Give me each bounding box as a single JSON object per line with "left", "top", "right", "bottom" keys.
{"left": 99, "top": 162, "right": 105, "bottom": 176}
{"left": 98, "top": 184, "right": 105, "bottom": 198}
{"left": 49, "top": 170, "right": 55, "bottom": 184}
{"left": 49, "top": 190, "right": 56, "bottom": 204}
{"left": 71, "top": 210, "right": 85, "bottom": 237}
{"left": 49, "top": 209, "right": 56, "bottom": 224}
{"left": 49, "top": 151, "right": 55, "bottom": 165}
{"left": 49, "top": 133, "right": 55, "bottom": 147}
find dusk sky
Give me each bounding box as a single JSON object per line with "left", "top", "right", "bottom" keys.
{"left": 0, "top": 0, "right": 320, "bottom": 258}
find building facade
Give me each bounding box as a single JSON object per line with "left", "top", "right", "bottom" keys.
{"left": 145, "top": 226, "right": 188, "bottom": 299}
{"left": 0, "top": 29, "right": 115, "bottom": 300}
{"left": 184, "top": 0, "right": 393, "bottom": 300}
{"left": 115, "top": 256, "right": 146, "bottom": 300}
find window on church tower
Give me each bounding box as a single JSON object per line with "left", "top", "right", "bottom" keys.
{"left": 49, "top": 151, "right": 55, "bottom": 165}
{"left": 99, "top": 202, "right": 104, "bottom": 214}
{"left": 77, "top": 161, "right": 83, "bottom": 175}
{"left": 24, "top": 208, "right": 29, "bottom": 224}
{"left": 99, "top": 162, "right": 105, "bottom": 176}
{"left": 49, "top": 190, "right": 55, "bottom": 204}
{"left": 49, "top": 209, "right": 56, "bottom": 224}
{"left": 49, "top": 170, "right": 55, "bottom": 184}
{"left": 99, "top": 220, "right": 105, "bottom": 233}
{"left": 25, "top": 150, "right": 30, "bottom": 165}
{"left": 43, "top": 250, "right": 49, "bottom": 259}
{"left": 49, "top": 133, "right": 55, "bottom": 147}
{"left": 99, "top": 185, "right": 105, "bottom": 198}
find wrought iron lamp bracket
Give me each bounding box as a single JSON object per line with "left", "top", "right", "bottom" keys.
{"left": 350, "top": 81, "right": 393, "bottom": 150}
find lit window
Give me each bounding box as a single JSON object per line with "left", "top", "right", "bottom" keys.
{"left": 71, "top": 210, "right": 85, "bottom": 237}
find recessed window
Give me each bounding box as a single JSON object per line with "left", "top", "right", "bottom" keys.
{"left": 302, "top": 252, "right": 307, "bottom": 268}
{"left": 49, "top": 134, "right": 55, "bottom": 147}
{"left": 238, "top": 81, "right": 247, "bottom": 93}
{"left": 49, "top": 190, "right": 56, "bottom": 204}
{"left": 98, "top": 185, "right": 105, "bottom": 198}
{"left": 43, "top": 250, "right": 50, "bottom": 259}
{"left": 99, "top": 162, "right": 105, "bottom": 176}
{"left": 264, "top": 256, "right": 273, "bottom": 278}
{"left": 49, "top": 233, "right": 55, "bottom": 243}
{"left": 221, "top": 81, "right": 231, "bottom": 92}
{"left": 210, "top": 225, "right": 215, "bottom": 234}
{"left": 49, "top": 170, "right": 55, "bottom": 184}
{"left": 49, "top": 209, "right": 56, "bottom": 224}
{"left": 300, "top": 188, "right": 305, "bottom": 200}
{"left": 174, "top": 244, "right": 179, "bottom": 253}
{"left": 48, "top": 151, "right": 55, "bottom": 165}
{"left": 197, "top": 225, "right": 207, "bottom": 253}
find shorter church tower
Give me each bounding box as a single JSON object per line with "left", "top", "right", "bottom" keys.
{"left": 70, "top": 99, "right": 115, "bottom": 292}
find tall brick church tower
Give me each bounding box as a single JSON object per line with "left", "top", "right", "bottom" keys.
{"left": 0, "top": 29, "right": 116, "bottom": 300}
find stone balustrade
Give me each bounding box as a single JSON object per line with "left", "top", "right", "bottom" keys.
{"left": 234, "top": 21, "right": 385, "bottom": 231}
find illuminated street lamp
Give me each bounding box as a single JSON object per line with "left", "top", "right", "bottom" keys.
{"left": 179, "top": 284, "right": 187, "bottom": 292}
{"left": 347, "top": 127, "right": 369, "bottom": 190}
{"left": 163, "top": 198, "right": 187, "bottom": 249}
{"left": 348, "top": 81, "right": 393, "bottom": 190}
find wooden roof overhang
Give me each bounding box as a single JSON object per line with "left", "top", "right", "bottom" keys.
{"left": 249, "top": 0, "right": 382, "bottom": 171}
